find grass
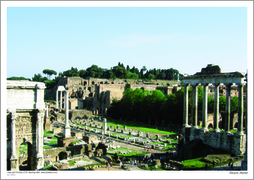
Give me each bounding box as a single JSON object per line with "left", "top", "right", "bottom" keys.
{"left": 106, "top": 121, "right": 177, "bottom": 135}
{"left": 182, "top": 154, "right": 244, "bottom": 170}
{"left": 44, "top": 165, "right": 53, "bottom": 170}
{"left": 182, "top": 157, "right": 212, "bottom": 169}
{"left": 107, "top": 147, "right": 149, "bottom": 157}
{"left": 44, "top": 130, "right": 54, "bottom": 136}
{"left": 69, "top": 161, "right": 75, "bottom": 166}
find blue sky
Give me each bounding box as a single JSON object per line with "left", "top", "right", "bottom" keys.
{"left": 6, "top": 5, "right": 249, "bottom": 79}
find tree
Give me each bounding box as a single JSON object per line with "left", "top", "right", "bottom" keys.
{"left": 63, "top": 67, "right": 79, "bottom": 77}
{"left": 126, "top": 65, "right": 130, "bottom": 72}
{"left": 32, "top": 73, "right": 47, "bottom": 82}
{"left": 79, "top": 69, "right": 86, "bottom": 78}
{"left": 42, "top": 69, "right": 57, "bottom": 80}
{"left": 112, "top": 66, "right": 127, "bottom": 79}
{"left": 7, "top": 76, "right": 30, "bottom": 81}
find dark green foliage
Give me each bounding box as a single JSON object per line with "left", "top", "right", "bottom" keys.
{"left": 42, "top": 69, "right": 57, "bottom": 79}
{"left": 63, "top": 67, "right": 79, "bottom": 77}
{"left": 7, "top": 76, "right": 30, "bottom": 81}
{"left": 32, "top": 73, "right": 47, "bottom": 82}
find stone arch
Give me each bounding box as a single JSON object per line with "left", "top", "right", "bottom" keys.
{"left": 208, "top": 123, "right": 213, "bottom": 129}
{"left": 111, "top": 82, "right": 114, "bottom": 84}
{"left": 234, "top": 122, "right": 238, "bottom": 129}
{"left": 84, "top": 81, "right": 87, "bottom": 85}
{"left": 58, "top": 151, "right": 68, "bottom": 160}
{"left": 19, "top": 141, "right": 34, "bottom": 171}
{"left": 92, "top": 81, "right": 95, "bottom": 85}
{"left": 100, "top": 82, "right": 103, "bottom": 84}
{"left": 7, "top": 109, "right": 44, "bottom": 171}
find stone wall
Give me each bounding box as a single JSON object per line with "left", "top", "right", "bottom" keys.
{"left": 189, "top": 128, "right": 246, "bottom": 155}
{"left": 69, "top": 110, "right": 93, "bottom": 120}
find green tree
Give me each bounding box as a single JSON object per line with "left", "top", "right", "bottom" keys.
{"left": 7, "top": 76, "right": 30, "bottom": 81}
{"left": 42, "top": 69, "right": 57, "bottom": 80}
{"left": 32, "top": 73, "right": 47, "bottom": 82}
{"left": 63, "top": 67, "right": 79, "bottom": 77}
{"left": 79, "top": 69, "right": 86, "bottom": 78}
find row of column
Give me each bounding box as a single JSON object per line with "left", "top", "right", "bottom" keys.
{"left": 56, "top": 88, "right": 71, "bottom": 138}
{"left": 183, "top": 83, "right": 244, "bottom": 135}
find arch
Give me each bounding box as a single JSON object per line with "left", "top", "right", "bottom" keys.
{"left": 19, "top": 141, "right": 34, "bottom": 171}
{"left": 100, "top": 82, "right": 103, "bottom": 84}
{"left": 92, "top": 81, "right": 95, "bottom": 85}
{"left": 234, "top": 122, "right": 238, "bottom": 129}
{"left": 58, "top": 151, "right": 68, "bottom": 160}
{"left": 111, "top": 82, "right": 114, "bottom": 84}
{"left": 208, "top": 123, "right": 213, "bottom": 129}
{"left": 84, "top": 81, "right": 87, "bottom": 85}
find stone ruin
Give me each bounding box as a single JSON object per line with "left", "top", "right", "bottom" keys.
{"left": 181, "top": 64, "right": 246, "bottom": 155}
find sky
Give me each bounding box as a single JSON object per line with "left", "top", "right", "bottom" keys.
{"left": 5, "top": 2, "right": 251, "bottom": 80}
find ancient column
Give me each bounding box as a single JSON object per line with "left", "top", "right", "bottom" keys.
{"left": 10, "top": 110, "right": 18, "bottom": 171}
{"left": 225, "top": 83, "right": 232, "bottom": 134}
{"left": 63, "top": 91, "right": 66, "bottom": 109}
{"left": 36, "top": 111, "right": 44, "bottom": 169}
{"left": 60, "top": 91, "right": 62, "bottom": 109}
{"left": 213, "top": 83, "right": 220, "bottom": 132}
{"left": 192, "top": 84, "right": 198, "bottom": 128}
{"left": 183, "top": 84, "right": 189, "bottom": 127}
{"left": 103, "top": 118, "right": 107, "bottom": 134}
{"left": 56, "top": 90, "right": 58, "bottom": 109}
{"left": 64, "top": 90, "right": 71, "bottom": 138}
{"left": 202, "top": 84, "right": 209, "bottom": 130}
{"left": 237, "top": 83, "right": 244, "bottom": 135}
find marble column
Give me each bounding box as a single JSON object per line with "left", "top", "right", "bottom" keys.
{"left": 64, "top": 90, "right": 71, "bottom": 138}
{"left": 56, "top": 90, "right": 58, "bottom": 109}
{"left": 192, "top": 84, "right": 198, "bottom": 128}
{"left": 10, "top": 110, "right": 18, "bottom": 171}
{"left": 36, "top": 111, "right": 44, "bottom": 169}
{"left": 60, "top": 91, "right": 62, "bottom": 109}
{"left": 183, "top": 84, "right": 189, "bottom": 127}
{"left": 225, "top": 83, "right": 232, "bottom": 134}
{"left": 237, "top": 83, "right": 244, "bottom": 135}
{"left": 103, "top": 118, "right": 107, "bottom": 134}
{"left": 63, "top": 91, "right": 66, "bottom": 109}
{"left": 202, "top": 84, "right": 209, "bottom": 130}
{"left": 213, "top": 83, "right": 220, "bottom": 132}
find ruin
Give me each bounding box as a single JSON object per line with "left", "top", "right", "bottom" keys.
{"left": 6, "top": 80, "right": 46, "bottom": 171}
{"left": 45, "top": 77, "right": 181, "bottom": 117}
{"left": 181, "top": 64, "right": 246, "bottom": 155}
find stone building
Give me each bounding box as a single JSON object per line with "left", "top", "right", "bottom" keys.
{"left": 6, "top": 80, "right": 46, "bottom": 171}
{"left": 46, "top": 76, "right": 181, "bottom": 116}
